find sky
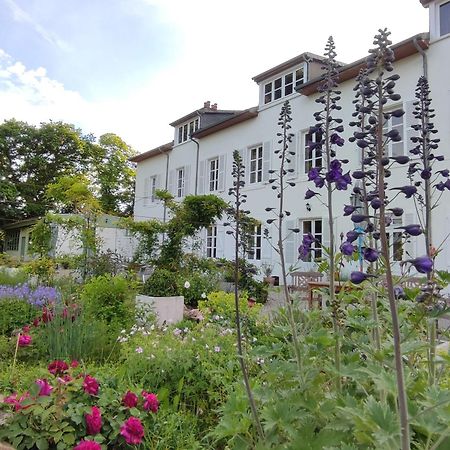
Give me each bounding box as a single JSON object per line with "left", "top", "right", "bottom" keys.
{"left": 0, "top": 0, "right": 429, "bottom": 154}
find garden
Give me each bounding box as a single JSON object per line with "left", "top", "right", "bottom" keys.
{"left": 0, "top": 30, "right": 450, "bottom": 450}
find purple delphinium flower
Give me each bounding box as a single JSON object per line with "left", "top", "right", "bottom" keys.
{"left": 395, "top": 224, "right": 422, "bottom": 236}
{"left": 305, "top": 189, "right": 319, "bottom": 200}
{"left": 350, "top": 271, "right": 375, "bottom": 284}
{"left": 408, "top": 256, "right": 433, "bottom": 274}
{"left": 391, "top": 185, "right": 417, "bottom": 199}
{"left": 363, "top": 247, "right": 379, "bottom": 263}
{"left": 330, "top": 133, "right": 345, "bottom": 146}
{"left": 346, "top": 230, "right": 361, "bottom": 243}
{"left": 335, "top": 172, "right": 352, "bottom": 190}
{"left": 0, "top": 284, "right": 59, "bottom": 307}
{"left": 343, "top": 205, "right": 357, "bottom": 216}
{"left": 340, "top": 241, "right": 355, "bottom": 256}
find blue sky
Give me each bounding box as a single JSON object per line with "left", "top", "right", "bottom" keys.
{"left": 0, "top": 0, "right": 429, "bottom": 153}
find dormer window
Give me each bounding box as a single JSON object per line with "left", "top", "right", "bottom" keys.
{"left": 177, "top": 118, "right": 199, "bottom": 144}
{"left": 440, "top": 1, "right": 450, "bottom": 36}
{"left": 263, "top": 66, "right": 305, "bottom": 105}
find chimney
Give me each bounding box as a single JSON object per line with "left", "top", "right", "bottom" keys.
{"left": 203, "top": 101, "right": 211, "bottom": 109}
{"left": 211, "top": 103, "right": 218, "bottom": 111}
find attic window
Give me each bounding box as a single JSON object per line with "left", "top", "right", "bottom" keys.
{"left": 441, "top": 1, "right": 450, "bottom": 36}
{"left": 263, "top": 65, "right": 305, "bottom": 105}
{"left": 177, "top": 118, "right": 199, "bottom": 144}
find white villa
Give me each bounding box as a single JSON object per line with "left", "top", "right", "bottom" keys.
{"left": 131, "top": 0, "right": 450, "bottom": 279}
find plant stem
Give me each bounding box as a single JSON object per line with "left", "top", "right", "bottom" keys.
{"left": 234, "top": 158, "right": 264, "bottom": 442}
{"left": 376, "top": 87, "right": 410, "bottom": 449}
{"left": 10, "top": 333, "right": 21, "bottom": 383}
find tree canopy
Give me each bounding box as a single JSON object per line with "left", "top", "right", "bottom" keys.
{"left": 0, "top": 119, "right": 136, "bottom": 227}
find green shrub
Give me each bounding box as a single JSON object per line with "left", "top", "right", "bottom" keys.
{"left": 80, "top": 274, "right": 135, "bottom": 331}
{"left": 0, "top": 268, "right": 28, "bottom": 285}
{"left": 143, "top": 268, "right": 179, "bottom": 297}
{"left": 0, "top": 298, "right": 36, "bottom": 335}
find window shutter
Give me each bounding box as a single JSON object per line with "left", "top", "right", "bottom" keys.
{"left": 286, "top": 133, "right": 297, "bottom": 178}
{"left": 404, "top": 212, "right": 416, "bottom": 259}
{"left": 216, "top": 225, "right": 224, "bottom": 258}
{"left": 284, "top": 219, "right": 298, "bottom": 268}
{"left": 404, "top": 100, "right": 416, "bottom": 155}
{"left": 184, "top": 165, "right": 191, "bottom": 196}
{"left": 168, "top": 170, "right": 175, "bottom": 195}
{"left": 143, "top": 177, "right": 150, "bottom": 206}
{"left": 263, "top": 141, "right": 272, "bottom": 182}
{"left": 218, "top": 154, "right": 226, "bottom": 191}
{"left": 198, "top": 160, "right": 205, "bottom": 194}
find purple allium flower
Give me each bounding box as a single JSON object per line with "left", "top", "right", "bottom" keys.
{"left": 408, "top": 256, "right": 433, "bottom": 274}
{"left": 363, "top": 247, "right": 379, "bottom": 263}
{"left": 395, "top": 224, "right": 422, "bottom": 236}
{"left": 391, "top": 185, "right": 417, "bottom": 199}
{"left": 350, "top": 271, "right": 375, "bottom": 285}
{"left": 305, "top": 189, "right": 319, "bottom": 200}
{"left": 340, "top": 241, "right": 355, "bottom": 256}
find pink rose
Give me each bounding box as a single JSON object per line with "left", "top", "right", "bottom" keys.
{"left": 120, "top": 417, "right": 144, "bottom": 445}
{"left": 122, "top": 390, "right": 138, "bottom": 408}
{"left": 48, "top": 360, "right": 69, "bottom": 376}
{"left": 36, "top": 379, "right": 53, "bottom": 396}
{"left": 22, "top": 325, "right": 31, "bottom": 333}
{"left": 73, "top": 440, "right": 102, "bottom": 450}
{"left": 142, "top": 391, "right": 159, "bottom": 413}
{"left": 83, "top": 375, "right": 99, "bottom": 396}
{"left": 85, "top": 406, "right": 102, "bottom": 435}
{"left": 18, "top": 334, "right": 32, "bottom": 347}
{"left": 70, "top": 360, "right": 79, "bottom": 368}
{"left": 4, "top": 391, "right": 30, "bottom": 411}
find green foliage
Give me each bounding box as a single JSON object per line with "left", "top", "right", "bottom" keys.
{"left": 0, "top": 299, "right": 36, "bottom": 335}
{"left": 0, "top": 268, "right": 28, "bottom": 285}
{"left": 80, "top": 275, "right": 136, "bottom": 331}
{"left": 29, "top": 217, "right": 53, "bottom": 258}
{"left": 23, "top": 257, "right": 56, "bottom": 284}
{"left": 143, "top": 268, "right": 179, "bottom": 297}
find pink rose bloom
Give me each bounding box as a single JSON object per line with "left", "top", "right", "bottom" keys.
{"left": 36, "top": 379, "right": 53, "bottom": 396}
{"left": 48, "top": 360, "right": 69, "bottom": 376}
{"left": 142, "top": 391, "right": 159, "bottom": 413}
{"left": 122, "top": 390, "right": 138, "bottom": 408}
{"left": 120, "top": 417, "right": 144, "bottom": 445}
{"left": 22, "top": 325, "right": 31, "bottom": 333}
{"left": 70, "top": 360, "right": 79, "bottom": 368}
{"left": 83, "top": 375, "right": 99, "bottom": 396}
{"left": 4, "top": 392, "right": 30, "bottom": 411}
{"left": 85, "top": 406, "right": 102, "bottom": 435}
{"left": 18, "top": 334, "right": 32, "bottom": 347}
{"left": 73, "top": 440, "right": 102, "bottom": 450}
{"left": 33, "top": 317, "right": 40, "bottom": 327}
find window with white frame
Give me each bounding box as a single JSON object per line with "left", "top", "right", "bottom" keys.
{"left": 249, "top": 146, "right": 263, "bottom": 184}
{"left": 206, "top": 226, "right": 217, "bottom": 258}
{"left": 264, "top": 66, "right": 305, "bottom": 105}
{"left": 208, "top": 158, "right": 219, "bottom": 192}
{"left": 383, "top": 112, "right": 404, "bottom": 157}
{"left": 5, "top": 230, "right": 20, "bottom": 251}
{"left": 440, "top": 1, "right": 450, "bottom": 36}
{"left": 176, "top": 168, "right": 185, "bottom": 198}
{"left": 247, "top": 225, "right": 262, "bottom": 260}
{"left": 304, "top": 129, "right": 323, "bottom": 173}
{"left": 386, "top": 217, "right": 404, "bottom": 261}
{"left": 300, "top": 219, "right": 322, "bottom": 262}
{"left": 177, "top": 118, "right": 200, "bottom": 144}
{"left": 150, "top": 176, "right": 157, "bottom": 203}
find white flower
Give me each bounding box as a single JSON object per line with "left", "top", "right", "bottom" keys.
{"left": 252, "top": 337, "right": 258, "bottom": 342}
{"left": 214, "top": 346, "right": 221, "bottom": 353}
{"left": 183, "top": 327, "right": 189, "bottom": 333}
{"left": 150, "top": 324, "right": 155, "bottom": 331}
{"left": 205, "top": 344, "right": 209, "bottom": 349}
{"left": 150, "top": 354, "right": 155, "bottom": 359}
{"left": 184, "top": 281, "right": 191, "bottom": 289}
{"left": 135, "top": 347, "right": 144, "bottom": 353}
{"left": 173, "top": 328, "right": 182, "bottom": 336}
{"left": 256, "top": 357, "right": 265, "bottom": 365}
{"left": 201, "top": 292, "right": 206, "bottom": 299}
{"left": 212, "top": 315, "right": 220, "bottom": 321}
{"left": 121, "top": 329, "right": 126, "bottom": 334}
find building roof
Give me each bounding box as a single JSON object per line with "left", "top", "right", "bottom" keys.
{"left": 169, "top": 103, "right": 241, "bottom": 127}
{"left": 2, "top": 217, "right": 40, "bottom": 230}
{"left": 192, "top": 107, "right": 258, "bottom": 138}
{"left": 297, "top": 33, "right": 429, "bottom": 96}
{"left": 252, "top": 52, "right": 332, "bottom": 84}
{"left": 420, "top": 0, "right": 432, "bottom": 6}
{"left": 129, "top": 141, "right": 173, "bottom": 163}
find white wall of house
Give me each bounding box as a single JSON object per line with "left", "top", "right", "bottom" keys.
{"left": 133, "top": 2, "right": 450, "bottom": 279}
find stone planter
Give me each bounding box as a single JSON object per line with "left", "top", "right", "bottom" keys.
{"left": 136, "top": 294, "right": 184, "bottom": 326}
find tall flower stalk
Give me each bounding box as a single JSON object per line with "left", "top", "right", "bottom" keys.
{"left": 226, "top": 150, "right": 264, "bottom": 442}
{"left": 304, "top": 37, "right": 350, "bottom": 391}
{"left": 265, "top": 100, "right": 302, "bottom": 371}
{"left": 409, "top": 76, "right": 448, "bottom": 385}
{"left": 347, "top": 29, "right": 411, "bottom": 449}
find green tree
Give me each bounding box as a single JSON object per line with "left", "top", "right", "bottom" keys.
{"left": 91, "top": 133, "right": 136, "bottom": 215}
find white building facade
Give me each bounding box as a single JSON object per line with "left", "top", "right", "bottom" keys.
{"left": 132, "top": 0, "right": 450, "bottom": 278}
